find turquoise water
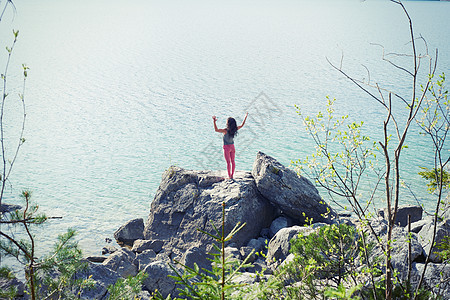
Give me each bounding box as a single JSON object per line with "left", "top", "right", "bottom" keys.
{"left": 0, "top": 0, "right": 449, "bottom": 256}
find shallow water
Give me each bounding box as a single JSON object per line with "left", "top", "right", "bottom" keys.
{"left": 0, "top": 0, "right": 449, "bottom": 257}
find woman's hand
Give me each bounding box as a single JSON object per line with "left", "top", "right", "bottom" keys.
{"left": 238, "top": 112, "right": 248, "bottom": 130}
{"left": 212, "top": 116, "right": 226, "bottom": 133}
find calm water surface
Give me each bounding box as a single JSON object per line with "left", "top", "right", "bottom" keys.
{"left": 0, "top": 0, "right": 449, "bottom": 256}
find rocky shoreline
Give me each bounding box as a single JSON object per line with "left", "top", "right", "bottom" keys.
{"left": 2, "top": 152, "right": 449, "bottom": 299}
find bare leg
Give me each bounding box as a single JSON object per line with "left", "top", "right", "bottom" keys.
{"left": 230, "top": 147, "right": 236, "bottom": 179}
{"left": 223, "top": 146, "right": 232, "bottom": 178}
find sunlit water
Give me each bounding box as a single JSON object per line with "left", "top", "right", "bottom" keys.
{"left": 0, "top": 0, "right": 449, "bottom": 258}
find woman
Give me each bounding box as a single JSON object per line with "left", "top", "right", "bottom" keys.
{"left": 212, "top": 112, "right": 248, "bottom": 179}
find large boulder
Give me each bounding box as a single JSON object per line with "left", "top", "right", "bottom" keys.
{"left": 378, "top": 205, "right": 423, "bottom": 227}
{"left": 143, "top": 167, "right": 277, "bottom": 256}
{"left": 417, "top": 219, "right": 450, "bottom": 263}
{"left": 266, "top": 226, "right": 313, "bottom": 269}
{"left": 142, "top": 261, "right": 177, "bottom": 298}
{"left": 76, "top": 262, "right": 122, "bottom": 299}
{"left": 269, "top": 216, "right": 293, "bottom": 238}
{"left": 114, "top": 218, "right": 144, "bottom": 246}
{"left": 180, "top": 246, "right": 212, "bottom": 271}
{"left": 132, "top": 239, "right": 164, "bottom": 254}
{"left": 367, "top": 220, "right": 425, "bottom": 279}
{"left": 252, "top": 152, "right": 336, "bottom": 224}
{"left": 0, "top": 275, "right": 25, "bottom": 298}
{"left": 102, "top": 247, "right": 137, "bottom": 278}
{"left": 441, "top": 197, "right": 450, "bottom": 221}
{"left": 414, "top": 263, "right": 450, "bottom": 299}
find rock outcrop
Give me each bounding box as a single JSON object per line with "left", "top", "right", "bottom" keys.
{"left": 143, "top": 168, "right": 277, "bottom": 258}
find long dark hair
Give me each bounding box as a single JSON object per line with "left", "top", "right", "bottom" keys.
{"left": 226, "top": 117, "right": 238, "bottom": 137}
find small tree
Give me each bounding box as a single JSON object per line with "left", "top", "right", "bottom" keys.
{"left": 0, "top": 191, "right": 95, "bottom": 299}
{"left": 294, "top": 1, "right": 448, "bottom": 299}
{"left": 414, "top": 72, "right": 449, "bottom": 298}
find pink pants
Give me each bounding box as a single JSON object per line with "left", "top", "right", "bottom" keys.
{"left": 223, "top": 144, "right": 236, "bottom": 179}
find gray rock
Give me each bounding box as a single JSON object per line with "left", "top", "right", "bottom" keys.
{"left": 246, "top": 257, "right": 272, "bottom": 275}
{"left": 225, "top": 246, "right": 241, "bottom": 260}
{"left": 378, "top": 205, "right": 423, "bottom": 227}
{"left": 180, "top": 246, "right": 212, "bottom": 272}
{"left": 226, "top": 242, "right": 238, "bottom": 249}
{"left": 266, "top": 226, "right": 313, "bottom": 269}
{"left": 76, "top": 262, "right": 122, "bottom": 299}
{"left": 102, "top": 248, "right": 137, "bottom": 278}
{"left": 247, "top": 238, "right": 267, "bottom": 254}
{"left": 312, "top": 222, "right": 327, "bottom": 230}
{"left": 260, "top": 228, "right": 270, "bottom": 238}
{"left": 258, "top": 237, "right": 269, "bottom": 246}
{"left": 231, "top": 272, "right": 258, "bottom": 285}
{"left": 142, "top": 261, "right": 177, "bottom": 298}
{"left": 252, "top": 152, "right": 336, "bottom": 224}
{"left": 114, "top": 218, "right": 144, "bottom": 246}
{"left": 410, "top": 219, "right": 429, "bottom": 233}
{"left": 418, "top": 219, "right": 450, "bottom": 263}
{"left": 367, "top": 225, "right": 425, "bottom": 280}
{"left": 143, "top": 167, "right": 276, "bottom": 254}
{"left": 240, "top": 246, "right": 256, "bottom": 263}
{"left": 155, "top": 250, "right": 171, "bottom": 262}
{"left": 0, "top": 203, "right": 21, "bottom": 213}
{"left": 134, "top": 249, "right": 157, "bottom": 271}
{"left": 0, "top": 276, "right": 25, "bottom": 297}
{"left": 441, "top": 198, "right": 450, "bottom": 221}
{"left": 269, "top": 216, "right": 293, "bottom": 237}
{"left": 137, "top": 290, "right": 152, "bottom": 300}
{"left": 335, "top": 216, "right": 356, "bottom": 227}
{"left": 415, "top": 263, "right": 450, "bottom": 299}
{"left": 278, "top": 253, "right": 296, "bottom": 269}
{"left": 368, "top": 217, "right": 388, "bottom": 236}
{"left": 102, "top": 245, "right": 118, "bottom": 255}
{"left": 86, "top": 256, "right": 107, "bottom": 263}
{"left": 132, "top": 239, "right": 164, "bottom": 254}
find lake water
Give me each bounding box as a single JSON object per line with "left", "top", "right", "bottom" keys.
{"left": 0, "top": 0, "right": 449, "bottom": 257}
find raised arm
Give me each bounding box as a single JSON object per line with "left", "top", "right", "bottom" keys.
{"left": 237, "top": 112, "right": 248, "bottom": 130}
{"left": 212, "top": 116, "right": 227, "bottom": 134}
